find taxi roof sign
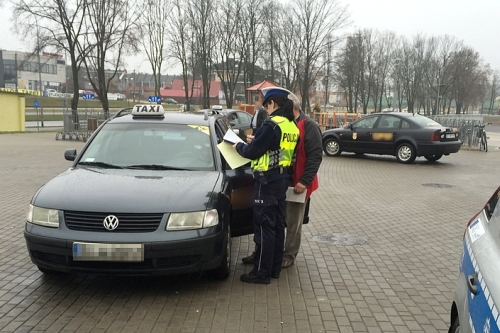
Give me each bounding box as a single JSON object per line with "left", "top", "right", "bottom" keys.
{"left": 132, "top": 104, "right": 165, "bottom": 117}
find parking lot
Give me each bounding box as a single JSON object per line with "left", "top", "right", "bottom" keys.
{"left": 1, "top": 131, "right": 499, "bottom": 332}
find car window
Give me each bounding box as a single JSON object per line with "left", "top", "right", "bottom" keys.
{"left": 228, "top": 113, "right": 240, "bottom": 125}
{"left": 377, "top": 115, "right": 401, "bottom": 129}
{"left": 401, "top": 120, "right": 411, "bottom": 129}
{"left": 80, "top": 123, "right": 215, "bottom": 170}
{"left": 352, "top": 116, "right": 378, "bottom": 130}
{"left": 409, "top": 114, "right": 441, "bottom": 127}
{"left": 236, "top": 111, "right": 252, "bottom": 126}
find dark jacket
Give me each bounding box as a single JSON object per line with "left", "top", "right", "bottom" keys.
{"left": 251, "top": 107, "right": 268, "bottom": 134}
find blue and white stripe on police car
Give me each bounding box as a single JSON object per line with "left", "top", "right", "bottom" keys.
{"left": 464, "top": 228, "right": 500, "bottom": 333}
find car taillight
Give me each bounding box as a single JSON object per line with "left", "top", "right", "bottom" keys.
{"left": 430, "top": 130, "right": 440, "bottom": 141}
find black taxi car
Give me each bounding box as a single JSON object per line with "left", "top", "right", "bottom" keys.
{"left": 322, "top": 112, "right": 461, "bottom": 163}
{"left": 24, "top": 105, "right": 254, "bottom": 279}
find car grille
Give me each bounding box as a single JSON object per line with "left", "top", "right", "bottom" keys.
{"left": 65, "top": 211, "right": 164, "bottom": 232}
{"left": 31, "top": 251, "right": 201, "bottom": 270}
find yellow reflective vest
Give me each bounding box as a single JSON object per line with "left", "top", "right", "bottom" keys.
{"left": 251, "top": 116, "right": 299, "bottom": 172}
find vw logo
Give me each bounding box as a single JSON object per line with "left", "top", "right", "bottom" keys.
{"left": 103, "top": 215, "right": 119, "bottom": 230}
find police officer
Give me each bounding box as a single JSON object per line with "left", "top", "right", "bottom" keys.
{"left": 233, "top": 87, "right": 299, "bottom": 284}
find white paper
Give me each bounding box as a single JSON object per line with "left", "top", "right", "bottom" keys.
{"left": 216, "top": 142, "right": 251, "bottom": 169}
{"left": 469, "top": 218, "right": 485, "bottom": 243}
{"left": 286, "top": 187, "right": 307, "bottom": 203}
{"left": 223, "top": 129, "right": 246, "bottom": 145}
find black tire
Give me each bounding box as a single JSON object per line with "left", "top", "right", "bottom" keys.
{"left": 206, "top": 226, "right": 231, "bottom": 280}
{"left": 323, "top": 138, "right": 342, "bottom": 156}
{"left": 424, "top": 154, "right": 443, "bottom": 162}
{"left": 395, "top": 143, "right": 416, "bottom": 164}
{"left": 449, "top": 315, "right": 459, "bottom": 333}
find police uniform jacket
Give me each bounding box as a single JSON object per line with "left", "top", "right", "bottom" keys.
{"left": 236, "top": 107, "right": 295, "bottom": 183}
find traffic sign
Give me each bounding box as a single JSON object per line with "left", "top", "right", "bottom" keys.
{"left": 34, "top": 100, "right": 39, "bottom": 109}
{"left": 148, "top": 95, "right": 161, "bottom": 103}
{"left": 83, "top": 93, "right": 95, "bottom": 100}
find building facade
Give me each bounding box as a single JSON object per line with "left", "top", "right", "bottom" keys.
{"left": 0, "top": 49, "right": 67, "bottom": 92}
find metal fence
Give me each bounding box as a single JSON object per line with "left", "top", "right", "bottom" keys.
{"left": 55, "top": 109, "right": 107, "bottom": 141}
{"left": 432, "top": 115, "right": 486, "bottom": 150}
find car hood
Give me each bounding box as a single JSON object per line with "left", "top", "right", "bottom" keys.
{"left": 32, "top": 167, "right": 221, "bottom": 213}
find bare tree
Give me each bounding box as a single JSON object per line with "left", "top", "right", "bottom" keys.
{"left": 166, "top": 0, "right": 197, "bottom": 110}
{"left": 211, "top": 0, "right": 246, "bottom": 108}
{"left": 13, "top": 0, "right": 89, "bottom": 122}
{"left": 80, "top": 0, "right": 139, "bottom": 118}
{"left": 291, "top": 0, "right": 349, "bottom": 111}
{"left": 240, "top": 0, "right": 266, "bottom": 95}
{"left": 449, "top": 46, "right": 487, "bottom": 114}
{"left": 139, "top": 0, "right": 170, "bottom": 96}
{"left": 487, "top": 71, "right": 500, "bottom": 114}
{"left": 187, "top": 0, "right": 216, "bottom": 108}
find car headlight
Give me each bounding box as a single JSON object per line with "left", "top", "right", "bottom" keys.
{"left": 166, "top": 209, "right": 219, "bottom": 231}
{"left": 27, "top": 204, "right": 59, "bottom": 228}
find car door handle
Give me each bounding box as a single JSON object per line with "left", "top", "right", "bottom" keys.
{"left": 467, "top": 273, "right": 479, "bottom": 295}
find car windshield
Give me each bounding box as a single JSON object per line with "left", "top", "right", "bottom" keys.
{"left": 409, "top": 114, "right": 441, "bottom": 127}
{"left": 79, "top": 123, "right": 215, "bottom": 171}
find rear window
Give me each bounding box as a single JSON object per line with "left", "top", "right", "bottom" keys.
{"left": 410, "top": 115, "right": 441, "bottom": 127}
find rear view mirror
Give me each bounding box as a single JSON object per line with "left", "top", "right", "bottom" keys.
{"left": 64, "top": 149, "right": 77, "bottom": 161}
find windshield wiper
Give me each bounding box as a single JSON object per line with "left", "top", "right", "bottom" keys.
{"left": 125, "top": 164, "right": 189, "bottom": 170}
{"left": 78, "top": 161, "right": 123, "bottom": 169}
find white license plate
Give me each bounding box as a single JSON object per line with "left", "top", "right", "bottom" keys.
{"left": 446, "top": 133, "right": 456, "bottom": 139}
{"left": 73, "top": 242, "right": 144, "bottom": 262}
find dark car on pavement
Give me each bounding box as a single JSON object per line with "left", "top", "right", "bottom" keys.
{"left": 196, "top": 105, "right": 253, "bottom": 141}
{"left": 163, "top": 98, "right": 178, "bottom": 104}
{"left": 322, "top": 112, "right": 461, "bottom": 163}
{"left": 24, "top": 105, "right": 255, "bottom": 279}
{"left": 448, "top": 186, "right": 500, "bottom": 333}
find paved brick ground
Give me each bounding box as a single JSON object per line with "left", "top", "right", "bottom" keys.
{"left": 1, "top": 131, "right": 499, "bottom": 332}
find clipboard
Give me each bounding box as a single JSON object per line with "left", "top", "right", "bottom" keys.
{"left": 216, "top": 142, "right": 251, "bottom": 169}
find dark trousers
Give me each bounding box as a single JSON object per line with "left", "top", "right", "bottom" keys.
{"left": 251, "top": 178, "right": 288, "bottom": 278}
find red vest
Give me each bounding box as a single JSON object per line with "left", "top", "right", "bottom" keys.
{"left": 293, "top": 118, "right": 319, "bottom": 199}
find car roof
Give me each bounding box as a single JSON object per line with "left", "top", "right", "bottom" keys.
{"left": 370, "top": 112, "right": 426, "bottom": 118}
{"left": 108, "top": 109, "right": 221, "bottom": 126}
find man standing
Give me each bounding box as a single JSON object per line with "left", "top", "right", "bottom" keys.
{"left": 281, "top": 94, "right": 322, "bottom": 268}
{"left": 251, "top": 100, "right": 268, "bottom": 134}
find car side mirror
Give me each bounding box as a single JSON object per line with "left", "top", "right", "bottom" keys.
{"left": 64, "top": 149, "right": 77, "bottom": 161}
{"left": 230, "top": 121, "right": 236, "bottom": 127}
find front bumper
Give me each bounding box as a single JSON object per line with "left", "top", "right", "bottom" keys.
{"left": 24, "top": 227, "right": 225, "bottom": 275}
{"left": 417, "top": 140, "right": 462, "bottom": 156}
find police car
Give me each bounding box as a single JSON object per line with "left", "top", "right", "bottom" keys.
{"left": 448, "top": 187, "right": 500, "bottom": 333}
{"left": 24, "top": 104, "right": 255, "bottom": 278}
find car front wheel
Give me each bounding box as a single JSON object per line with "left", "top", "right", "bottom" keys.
{"left": 396, "top": 143, "right": 416, "bottom": 163}
{"left": 424, "top": 154, "right": 443, "bottom": 162}
{"left": 207, "top": 226, "right": 231, "bottom": 280}
{"left": 323, "top": 138, "right": 342, "bottom": 156}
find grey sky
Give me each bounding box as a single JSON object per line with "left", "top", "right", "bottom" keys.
{"left": 1, "top": 0, "right": 499, "bottom": 73}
